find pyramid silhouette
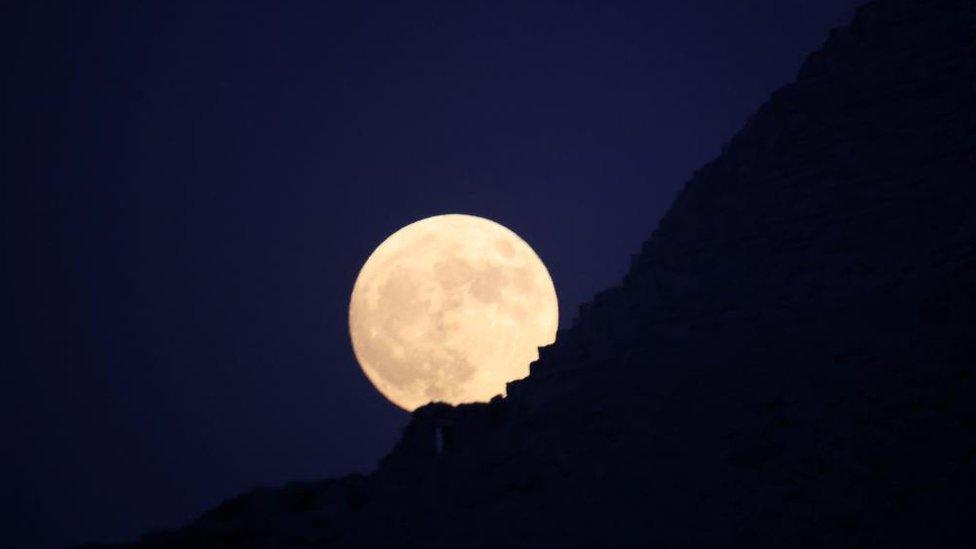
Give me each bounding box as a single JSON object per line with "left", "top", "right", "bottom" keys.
{"left": 103, "top": 1, "right": 976, "bottom": 546}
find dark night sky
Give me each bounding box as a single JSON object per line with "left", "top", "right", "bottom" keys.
{"left": 4, "top": 1, "right": 861, "bottom": 546}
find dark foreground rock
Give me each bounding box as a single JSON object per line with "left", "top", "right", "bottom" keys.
{"left": 98, "top": 0, "right": 976, "bottom": 546}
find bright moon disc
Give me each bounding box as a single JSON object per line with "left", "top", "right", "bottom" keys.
{"left": 349, "top": 214, "right": 558, "bottom": 411}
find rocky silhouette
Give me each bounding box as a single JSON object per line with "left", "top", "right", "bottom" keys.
{"left": 93, "top": 0, "right": 976, "bottom": 546}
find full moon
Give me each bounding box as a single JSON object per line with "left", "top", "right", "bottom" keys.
{"left": 349, "top": 214, "right": 558, "bottom": 411}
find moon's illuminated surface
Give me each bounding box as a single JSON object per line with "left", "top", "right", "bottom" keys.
{"left": 349, "top": 214, "right": 558, "bottom": 411}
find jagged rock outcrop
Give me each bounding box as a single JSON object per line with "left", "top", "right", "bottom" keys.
{"left": 100, "top": 0, "right": 976, "bottom": 546}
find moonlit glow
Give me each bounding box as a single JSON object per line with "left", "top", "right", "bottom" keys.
{"left": 349, "top": 214, "right": 558, "bottom": 411}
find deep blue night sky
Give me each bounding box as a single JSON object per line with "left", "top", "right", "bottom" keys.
{"left": 5, "top": 1, "right": 862, "bottom": 546}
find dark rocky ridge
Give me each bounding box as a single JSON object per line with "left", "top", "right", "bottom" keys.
{"left": 101, "top": 0, "right": 976, "bottom": 546}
